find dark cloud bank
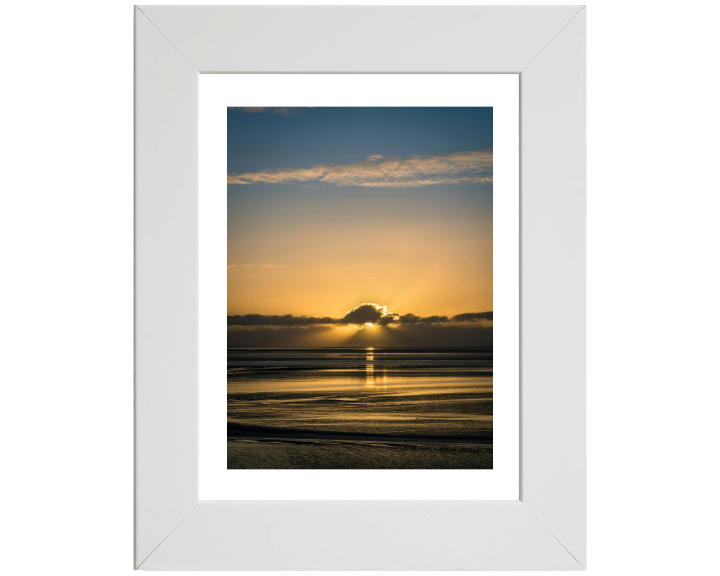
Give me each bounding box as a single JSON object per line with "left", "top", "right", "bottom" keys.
{"left": 227, "top": 304, "right": 493, "bottom": 348}
{"left": 227, "top": 304, "right": 492, "bottom": 327}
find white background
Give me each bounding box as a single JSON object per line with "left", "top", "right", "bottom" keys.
{"left": 2, "top": 0, "right": 718, "bottom": 574}
{"left": 199, "top": 74, "right": 519, "bottom": 500}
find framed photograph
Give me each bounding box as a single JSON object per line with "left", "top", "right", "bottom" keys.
{"left": 135, "top": 5, "right": 585, "bottom": 570}
{"left": 198, "top": 75, "right": 520, "bottom": 502}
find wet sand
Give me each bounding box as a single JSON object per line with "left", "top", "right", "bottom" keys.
{"left": 226, "top": 377, "right": 493, "bottom": 469}
{"left": 227, "top": 348, "right": 493, "bottom": 469}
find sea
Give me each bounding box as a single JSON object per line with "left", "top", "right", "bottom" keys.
{"left": 227, "top": 347, "right": 493, "bottom": 469}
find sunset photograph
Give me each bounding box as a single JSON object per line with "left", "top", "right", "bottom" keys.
{"left": 227, "top": 107, "right": 493, "bottom": 469}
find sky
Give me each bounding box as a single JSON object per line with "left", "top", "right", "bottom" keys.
{"left": 227, "top": 107, "right": 493, "bottom": 347}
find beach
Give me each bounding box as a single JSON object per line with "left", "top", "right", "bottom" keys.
{"left": 227, "top": 347, "right": 493, "bottom": 469}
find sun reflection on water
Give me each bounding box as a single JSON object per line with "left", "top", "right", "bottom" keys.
{"left": 366, "top": 347, "right": 374, "bottom": 386}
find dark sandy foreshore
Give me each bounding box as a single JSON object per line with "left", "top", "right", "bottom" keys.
{"left": 227, "top": 437, "right": 493, "bottom": 469}
{"left": 227, "top": 422, "right": 492, "bottom": 469}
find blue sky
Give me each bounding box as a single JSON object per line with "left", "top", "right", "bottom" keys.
{"left": 227, "top": 107, "right": 492, "bottom": 174}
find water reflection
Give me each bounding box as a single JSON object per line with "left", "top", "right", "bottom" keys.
{"left": 226, "top": 347, "right": 494, "bottom": 393}
{"left": 366, "top": 347, "right": 374, "bottom": 386}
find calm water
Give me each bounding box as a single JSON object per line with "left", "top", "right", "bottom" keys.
{"left": 227, "top": 347, "right": 493, "bottom": 469}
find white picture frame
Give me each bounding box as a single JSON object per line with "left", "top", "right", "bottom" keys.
{"left": 134, "top": 5, "right": 586, "bottom": 570}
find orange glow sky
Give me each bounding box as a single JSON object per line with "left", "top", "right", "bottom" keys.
{"left": 227, "top": 107, "right": 492, "bottom": 346}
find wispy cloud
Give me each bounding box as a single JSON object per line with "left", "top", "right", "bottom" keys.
{"left": 227, "top": 303, "right": 492, "bottom": 328}
{"left": 229, "top": 263, "right": 287, "bottom": 269}
{"left": 227, "top": 149, "right": 492, "bottom": 188}
{"left": 229, "top": 107, "right": 303, "bottom": 116}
